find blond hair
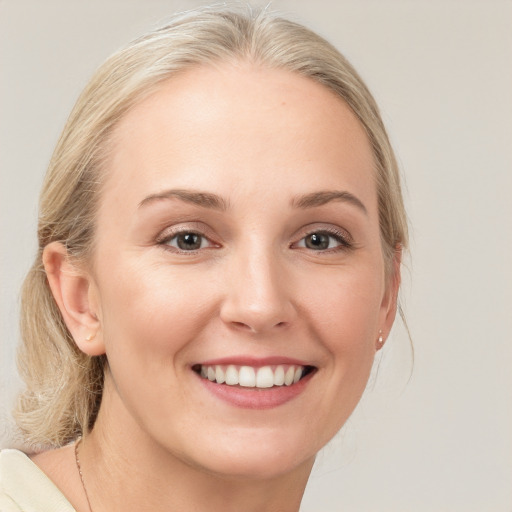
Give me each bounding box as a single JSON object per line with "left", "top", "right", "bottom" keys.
{"left": 15, "top": 5, "right": 408, "bottom": 448}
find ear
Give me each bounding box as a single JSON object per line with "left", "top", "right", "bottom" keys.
{"left": 43, "top": 242, "right": 105, "bottom": 356}
{"left": 377, "top": 245, "right": 402, "bottom": 351}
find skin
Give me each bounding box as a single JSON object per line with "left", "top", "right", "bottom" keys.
{"left": 36, "top": 62, "right": 400, "bottom": 512}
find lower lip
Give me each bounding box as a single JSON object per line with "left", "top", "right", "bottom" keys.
{"left": 196, "top": 371, "right": 315, "bottom": 410}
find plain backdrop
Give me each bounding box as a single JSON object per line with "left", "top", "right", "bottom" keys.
{"left": 1, "top": 1, "right": 511, "bottom": 510}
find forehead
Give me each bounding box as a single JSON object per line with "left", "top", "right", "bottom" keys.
{"left": 102, "top": 63, "right": 376, "bottom": 213}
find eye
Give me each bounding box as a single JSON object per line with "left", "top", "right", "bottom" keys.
{"left": 295, "top": 230, "right": 351, "bottom": 251}
{"left": 162, "top": 231, "right": 212, "bottom": 251}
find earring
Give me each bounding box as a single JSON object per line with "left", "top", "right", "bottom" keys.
{"left": 85, "top": 332, "right": 96, "bottom": 342}
{"left": 378, "top": 330, "right": 384, "bottom": 345}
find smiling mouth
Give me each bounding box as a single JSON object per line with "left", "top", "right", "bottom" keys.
{"left": 192, "top": 364, "right": 316, "bottom": 389}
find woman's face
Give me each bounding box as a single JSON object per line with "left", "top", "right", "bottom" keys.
{"left": 87, "top": 63, "right": 397, "bottom": 478}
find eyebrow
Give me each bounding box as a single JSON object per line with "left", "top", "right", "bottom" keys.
{"left": 138, "top": 189, "right": 229, "bottom": 211}
{"left": 291, "top": 190, "right": 368, "bottom": 214}
{"left": 138, "top": 188, "right": 367, "bottom": 215}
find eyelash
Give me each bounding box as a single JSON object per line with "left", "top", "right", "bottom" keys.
{"left": 157, "top": 228, "right": 217, "bottom": 253}
{"left": 292, "top": 227, "right": 353, "bottom": 252}
{"left": 156, "top": 226, "right": 353, "bottom": 254}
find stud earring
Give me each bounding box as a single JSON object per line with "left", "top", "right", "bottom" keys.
{"left": 378, "top": 330, "right": 384, "bottom": 345}
{"left": 85, "top": 332, "right": 96, "bottom": 342}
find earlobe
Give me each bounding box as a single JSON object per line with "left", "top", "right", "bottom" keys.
{"left": 43, "top": 242, "right": 105, "bottom": 356}
{"left": 376, "top": 330, "right": 385, "bottom": 350}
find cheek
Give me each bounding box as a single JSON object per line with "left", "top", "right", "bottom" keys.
{"left": 306, "top": 264, "right": 383, "bottom": 348}
{"left": 302, "top": 266, "right": 383, "bottom": 428}
{"left": 96, "top": 261, "right": 217, "bottom": 370}
{"left": 94, "top": 262, "right": 220, "bottom": 433}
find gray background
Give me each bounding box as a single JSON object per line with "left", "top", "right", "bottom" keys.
{"left": 1, "top": 1, "right": 511, "bottom": 510}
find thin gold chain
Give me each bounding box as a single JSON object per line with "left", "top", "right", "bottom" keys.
{"left": 75, "top": 437, "right": 94, "bottom": 512}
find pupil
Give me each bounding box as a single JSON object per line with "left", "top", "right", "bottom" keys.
{"left": 306, "top": 233, "right": 328, "bottom": 250}
{"left": 178, "top": 233, "right": 201, "bottom": 250}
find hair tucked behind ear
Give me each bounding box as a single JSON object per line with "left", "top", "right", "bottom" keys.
{"left": 17, "top": 265, "right": 104, "bottom": 448}
{"left": 15, "top": 4, "right": 408, "bottom": 448}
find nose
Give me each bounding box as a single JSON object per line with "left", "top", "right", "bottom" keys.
{"left": 219, "top": 246, "right": 296, "bottom": 334}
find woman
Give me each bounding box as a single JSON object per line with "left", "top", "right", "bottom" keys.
{"left": 0, "top": 6, "right": 407, "bottom": 511}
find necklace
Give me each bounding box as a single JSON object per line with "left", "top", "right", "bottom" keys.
{"left": 75, "top": 437, "right": 94, "bottom": 512}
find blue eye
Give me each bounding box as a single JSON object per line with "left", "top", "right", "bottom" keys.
{"left": 296, "top": 231, "right": 349, "bottom": 251}
{"left": 165, "top": 232, "right": 211, "bottom": 251}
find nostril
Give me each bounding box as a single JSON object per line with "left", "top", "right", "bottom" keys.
{"left": 232, "top": 321, "right": 252, "bottom": 330}
{"left": 228, "top": 320, "right": 288, "bottom": 333}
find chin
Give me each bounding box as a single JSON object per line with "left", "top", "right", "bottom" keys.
{"left": 178, "top": 429, "right": 318, "bottom": 481}
{"left": 199, "top": 452, "right": 314, "bottom": 481}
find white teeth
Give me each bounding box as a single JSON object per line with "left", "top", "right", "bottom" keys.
{"left": 256, "top": 366, "right": 274, "bottom": 388}
{"left": 284, "top": 366, "right": 295, "bottom": 386}
{"left": 198, "top": 364, "right": 310, "bottom": 388}
{"left": 215, "top": 366, "right": 225, "bottom": 384}
{"left": 225, "top": 365, "right": 239, "bottom": 385}
{"left": 239, "top": 366, "right": 256, "bottom": 387}
{"left": 273, "top": 365, "right": 285, "bottom": 386}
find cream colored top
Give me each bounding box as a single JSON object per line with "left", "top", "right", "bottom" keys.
{"left": 0, "top": 449, "right": 75, "bottom": 512}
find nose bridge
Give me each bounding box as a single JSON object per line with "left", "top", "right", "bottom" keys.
{"left": 220, "top": 235, "right": 294, "bottom": 333}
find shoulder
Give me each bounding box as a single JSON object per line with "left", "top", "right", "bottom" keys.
{"left": 0, "top": 449, "right": 75, "bottom": 512}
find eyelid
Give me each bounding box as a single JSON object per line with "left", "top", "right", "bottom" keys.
{"left": 291, "top": 224, "right": 354, "bottom": 251}
{"left": 155, "top": 222, "right": 220, "bottom": 250}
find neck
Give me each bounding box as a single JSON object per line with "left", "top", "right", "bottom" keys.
{"left": 79, "top": 384, "right": 314, "bottom": 512}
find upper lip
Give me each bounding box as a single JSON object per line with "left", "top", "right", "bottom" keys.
{"left": 193, "top": 356, "right": 314, "bottom": 367}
